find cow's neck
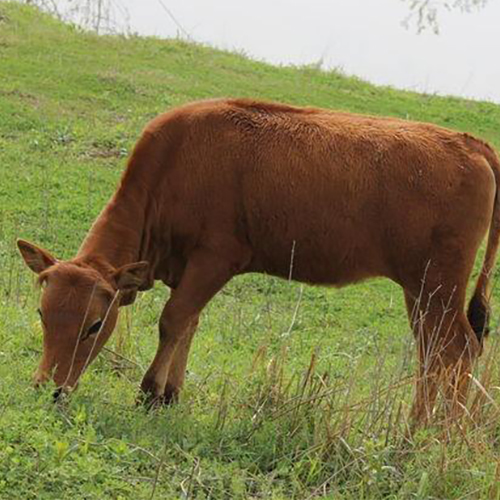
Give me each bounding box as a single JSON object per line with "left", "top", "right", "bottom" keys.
{"left": 76, "top": 187, "right": 149, "bottom": 273}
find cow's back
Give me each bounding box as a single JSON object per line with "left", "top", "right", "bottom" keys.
{"left": 131, "top": 99, "right": 495, "bottom": 289}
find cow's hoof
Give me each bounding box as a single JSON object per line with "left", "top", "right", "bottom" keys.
{"left": 136, "top": 383, "right": 180, "bottom": 409}
{"left": 137, "top": 377, "right": 162, "bottom": 409}
{"left": 163, "top": 383, "right": 180, "bottom": 405}
{"left": 136, "top": 393, "right": 163, "bottom": 410}
{"left": 137, "top": 378, "right": 179, "bottom": 409}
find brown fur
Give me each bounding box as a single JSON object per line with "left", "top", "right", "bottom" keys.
{"left": 18, "top": 98, "right": 500, "bottom": 424}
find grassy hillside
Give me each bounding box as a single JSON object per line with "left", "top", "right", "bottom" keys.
{"left": 1, "top": 3, "right": 500, "bottom": 499}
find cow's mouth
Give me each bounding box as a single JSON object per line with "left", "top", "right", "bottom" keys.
{"left": 53, "top": 387, "right": 64, "bottom": 401}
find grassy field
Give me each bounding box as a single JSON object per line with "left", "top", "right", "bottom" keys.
{"left": 2, "top": 3, "right": 500, "bottom": 498}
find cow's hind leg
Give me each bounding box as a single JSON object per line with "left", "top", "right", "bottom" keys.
{"left": 404, "top": 287, "right": 480, "bottom": 427}
{"left": 139, "top": 247, "right": 247, "bottom": 406}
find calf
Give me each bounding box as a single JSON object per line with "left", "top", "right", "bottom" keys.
{"left": 18, "top": 98, "right": 500, "bottom": 424}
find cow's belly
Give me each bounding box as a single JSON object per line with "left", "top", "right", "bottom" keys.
{"left": 244, "top": 220, "right": 389, "bottom": 286}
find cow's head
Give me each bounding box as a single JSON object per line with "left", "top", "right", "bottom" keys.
{"left": 17, "top": 239, "right": 147, "bottom": 398}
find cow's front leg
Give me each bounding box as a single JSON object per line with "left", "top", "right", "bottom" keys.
{"left": 138, "top": 249, "right": 237, "bottom": 407}
{"left": 162, "top": 314, "right": 199, "bottom": 404}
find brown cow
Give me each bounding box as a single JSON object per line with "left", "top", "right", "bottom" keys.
{"left": 18, "top": 98, "right": 500, "bottom": 424}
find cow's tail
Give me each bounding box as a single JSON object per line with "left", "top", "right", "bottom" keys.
{"left": 466, "top": 135, "right": 500, "bottom": 341}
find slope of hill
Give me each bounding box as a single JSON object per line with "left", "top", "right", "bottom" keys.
{"left": 1, "top": 3, "right": 500, "bottom": 499}
{"left": 1, "top": 2, "right": 500, "bottom": 252}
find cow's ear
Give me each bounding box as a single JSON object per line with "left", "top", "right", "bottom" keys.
{"left": 113, "top": 261, "right": 149, "bottom": 291}
{"left": 17, "top": 239, "right": 57, "bottom": 274}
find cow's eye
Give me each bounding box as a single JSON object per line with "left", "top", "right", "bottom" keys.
{"left": 81, "top": 320, "right": 103, "bottom": 342}
{"left": 88, "top": 320, "right": 103, "bottom": 336}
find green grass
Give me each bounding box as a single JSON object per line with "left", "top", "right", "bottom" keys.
{"left": 2, "top": 2, "right": 500, "bottom": 498}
